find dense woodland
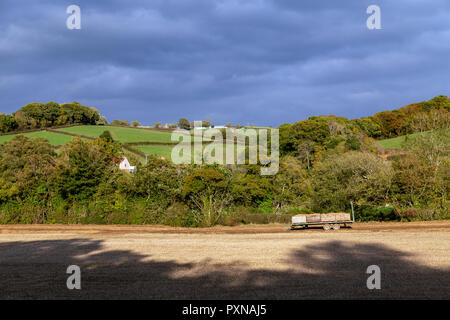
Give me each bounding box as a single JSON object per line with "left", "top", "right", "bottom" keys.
{"left": 0, "top": 101, "right": 105, "bottom": 133}
{"left": 0, "top": 96, "right": 448, "bottom": 226}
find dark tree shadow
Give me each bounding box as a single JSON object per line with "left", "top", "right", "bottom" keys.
{"left": 0, "top": 238, "right": 449, "bottom": 299}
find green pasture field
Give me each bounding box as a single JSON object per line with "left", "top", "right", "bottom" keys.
{"left": 59, "top": 125, "right": 174, "bottom": 143}
{"left": 0, "top": 131, "right": 77, "bottom": 146}
{"left": 136, "top": 143, "right": 248, "bottom": 162}
{"left": 378, "top": 130, "right": 447, "bottom": 150}
{"left": 378, "top": 135, "right": 409, "bottom": 150}
{"left": 134, "top": 145, "right": 174, "bottom": 159}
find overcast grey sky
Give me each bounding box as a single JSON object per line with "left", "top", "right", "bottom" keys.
{"left": 1, "top": 0, "right": 449, "bottom": 126}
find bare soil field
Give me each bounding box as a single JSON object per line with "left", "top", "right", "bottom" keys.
{"left": 2, "top": 220, "right": 450, "bottom": 235}
{"left": 1, "top": 221, "right": 449, "bottom": 299}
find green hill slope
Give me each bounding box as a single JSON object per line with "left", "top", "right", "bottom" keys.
{"left": 59, "top": 125, "right": 173, "bottom": 143}
{"left": 378, "top": 130, "right": 448, "bottom": 150}
{"left": 0, "top": 131, "right": 79, "bottom": 146}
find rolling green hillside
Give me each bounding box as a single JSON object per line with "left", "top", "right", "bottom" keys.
{"left": 135, "top": 143, "right": 245, "bottom": 161}
{"left": 59, "top": 125, "right": 173, "bottom": 143}
{"left": 378, "top": 130, "right": 447, "bottom": 150}
{"left": 0, "top": 125, "right": 224, "bottom": 159}
{"left": 134, "top": 145, "right": 174, "bottom": 159}
{"left": 0, "top": 131, "right": 79, "bottom": 146}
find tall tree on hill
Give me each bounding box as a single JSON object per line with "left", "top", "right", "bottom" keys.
{"left": 0, "top": 114, "right": 18, "bottom": 133}
{"left": 60, "top": 102, "right": 100, "bottom": 125}
{"left": 42, "top": 101, "right": 61, "bottom": 125}
{"left": 178, "top": 118, "right": 191, "bottom": 130}
{"left": 297, "top": 140, "right": 315, "bottom": 169}
{"left": 288, "top": 119, "right": 330, "bottom": 151}
{"left": 111, "top": 119, "right": 129, "bottom": 126}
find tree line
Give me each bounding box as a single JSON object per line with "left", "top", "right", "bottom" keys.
{"left": 278, "top": 95, "right": 449, "bottom": 164}
{"left": 0, "top": 101, "right": 103, "bottom": 133}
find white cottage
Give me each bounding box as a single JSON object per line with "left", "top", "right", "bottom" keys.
{"left": 119, "top": 157, "right": 136, "bottom": 173}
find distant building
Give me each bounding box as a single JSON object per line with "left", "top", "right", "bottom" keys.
{"left": 164, "top": 123, "right": 178, "bottom": 129}
{"left": 113, "top": 157, "right": 136, "bottom": 173}
{"left": 191, "top": 123, "right": 227, "bottom": 129}
{"left": 120, "top": 157, "right": 136, "bottom": 173}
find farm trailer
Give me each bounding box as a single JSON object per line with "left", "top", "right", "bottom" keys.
{"left": 291, "top": 202, "right": 355, "bottom": 231}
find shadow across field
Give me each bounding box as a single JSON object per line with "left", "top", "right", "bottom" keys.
{"left": 0, "top": 239, "right": 448, "bottom": 299}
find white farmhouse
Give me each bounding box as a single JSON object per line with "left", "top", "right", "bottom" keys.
{"left": 119, "top": 157, "right": 136, "bottom": 173}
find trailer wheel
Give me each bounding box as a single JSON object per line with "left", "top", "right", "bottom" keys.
{"left": 333, "top": 224, "right": 341, "bottom": 230}
{"left": 323, "top": 224, "right": 331, "bottom": 231}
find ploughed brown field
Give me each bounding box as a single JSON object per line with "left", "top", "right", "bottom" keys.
{"left": 1, "top": 221, "right": 449, "bottom": 299}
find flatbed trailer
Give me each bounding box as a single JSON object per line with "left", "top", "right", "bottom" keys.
{"left": 291, "top": 202, "right": 355, "bottom": 231}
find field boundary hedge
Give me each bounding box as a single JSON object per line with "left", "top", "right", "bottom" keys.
{"left": 46, "top": 128, "right": 96, "bottom": 140}
{"left": 108, "top": 124, "right": 175, "bottom": 133}
{"left": 47, "top": 128, "right": 150, "bottom": 159}
{"left": 124, "top": 141, "right": 179, "bottom": 146}
{"left": 124, "top": 141, "right": 217, "bottom": 146}
{"left": 122, "top": 144, "right": 147, "bottom": 158}
{"left": 0, "top": 123, "right": 84, "bottom": 137}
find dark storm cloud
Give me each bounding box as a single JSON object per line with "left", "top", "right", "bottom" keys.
{"left": 0, "top": 0, "right": 449, "bottom": 125}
